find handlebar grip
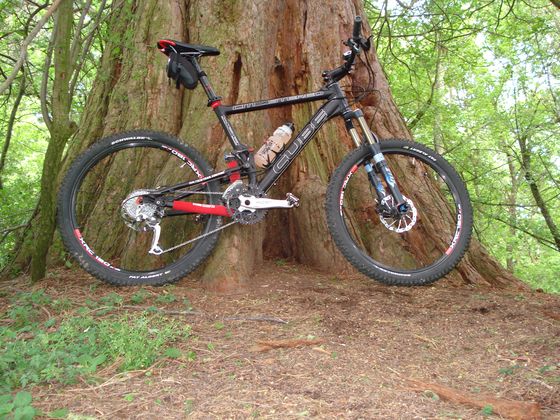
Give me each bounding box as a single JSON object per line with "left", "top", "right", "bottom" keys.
{"left": 353, "top": 16, "right": 362, "bottom": 39}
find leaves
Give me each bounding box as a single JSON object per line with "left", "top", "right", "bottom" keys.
{"left": 369, "top": 0, "right": 560, "bottom": 291}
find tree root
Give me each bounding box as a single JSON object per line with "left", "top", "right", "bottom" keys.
{"left": 407, "top": 379, "right": 541, "bottom": 420}
{"left": 251, "top": 338, "right": 324, "bottom": 352}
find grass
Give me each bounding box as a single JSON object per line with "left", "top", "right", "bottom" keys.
{"left": 0, "top": 288, "right": 193, "bottom": 407}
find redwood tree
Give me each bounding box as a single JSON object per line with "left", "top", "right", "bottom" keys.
{"left": 24, "top": 0, "right": 517, "bottom": 288}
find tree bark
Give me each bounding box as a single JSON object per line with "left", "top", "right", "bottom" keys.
{"left": 505, "top": 151, "right": 519, "bottom": 272}
{"left": 518, "top": 135, "right": 560, "bottom": 252}
{"left": 30, "top": 0, "right": 76, "bottom": 281}
{"left": 26, "top": 0, "right": 518, "bottom": 288}
{"left": 432, "top": 39, "right": 446, "bottom": 155}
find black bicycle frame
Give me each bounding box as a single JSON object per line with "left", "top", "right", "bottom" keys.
{"left": 162, "top": 57, "right": 404, "bottom": 210}
{"left": 220, "top": 92, "right": 348, "bottom": 192}
{"left": 194, "top": 55, "right": 354, "bottom": 193}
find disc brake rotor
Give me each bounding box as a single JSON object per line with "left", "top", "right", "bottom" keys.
{"left": 379, "top": 195, "right": 417, "bottom": 233}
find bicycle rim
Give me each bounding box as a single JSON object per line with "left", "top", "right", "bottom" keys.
{"left": 339, "top": 146, "right": 467, "bottom": 276}
{"left": 68, "top": 142, "right": 218, "bottom": 274}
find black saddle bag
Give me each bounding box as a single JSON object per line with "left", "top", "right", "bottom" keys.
{"left": 166, "top": 52, "right": 199, "bottom": 90}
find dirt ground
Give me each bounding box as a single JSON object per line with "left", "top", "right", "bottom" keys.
{"left": 4, "top": 263, "right": 560, "bottom": 419}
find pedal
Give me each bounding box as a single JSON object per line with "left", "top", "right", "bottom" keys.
{"left": 286, "top": 193, "right": 300, "bottom": 207}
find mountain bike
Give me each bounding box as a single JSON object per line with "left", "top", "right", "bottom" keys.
{"left": 57, "top": 17, "right": 473, "bottom": 286}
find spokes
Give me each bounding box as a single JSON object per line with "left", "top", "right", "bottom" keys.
{"left": 340, "top": 151, "right": 462, "bottom": 271}
{"left": 74, "top": 145, "right": 217, "bottom": 272}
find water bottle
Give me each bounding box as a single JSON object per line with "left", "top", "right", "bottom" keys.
{"left": 254, "top": 123, "right": 294, "bottom": 168}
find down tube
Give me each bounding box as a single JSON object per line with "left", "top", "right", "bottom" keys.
{"left": 258, "top": 99, "right": 342, "bottom": 193}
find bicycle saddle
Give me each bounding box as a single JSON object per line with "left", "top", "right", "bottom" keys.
{"left": 157, "top": 39, "right": 220, "bottom": 57}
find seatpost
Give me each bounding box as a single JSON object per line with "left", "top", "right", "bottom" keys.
{"left": 190, "top": 57, "right": 221, "bottom": 106}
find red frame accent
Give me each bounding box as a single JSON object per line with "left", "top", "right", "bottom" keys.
{"left": 210, "top": 100, "right": 222, "bottom": 109}
{"left": 227, "top": 160, "right": 241, "bottom": 182}
{"left": 172, "top": 201, "right": 231, "bottom": 217}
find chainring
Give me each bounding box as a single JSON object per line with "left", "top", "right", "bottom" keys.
{"left": 222, "top": 182, "right": 267, "bottom": 225}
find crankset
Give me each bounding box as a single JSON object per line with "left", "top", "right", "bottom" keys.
{"left": 222, "top": 180, "right": 300, "bottom": 225}
{"left": 237, "top": 193, "right": 300, "bottom": 211}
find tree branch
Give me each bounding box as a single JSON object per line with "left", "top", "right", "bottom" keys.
{"left": 69, "top": 0, "right": 93, "bottom": 68}
{"left": 0, "top": 0, "right": 63, "bottom": 96}
{"left": 40, "top": 27, "right": 55, "bottom": 132}
{"left": 481, "top": 210, "right": 558, "bottom": 251}
{"left": 69, "top": 0, "right": 109, "bottom": 97}
{"left": 0, "top": 71, "right": 26, "bottom": 189}
{"left": 0, "top": 223, "right": 29, "bottom": 245}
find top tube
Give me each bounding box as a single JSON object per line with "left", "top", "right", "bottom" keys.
{"left": 221, "top": 91, "right": 331, "bottom": 115}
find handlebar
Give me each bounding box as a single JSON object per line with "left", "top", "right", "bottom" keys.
{"left": 352, "top": 16, "right": 362, "bottom": 40}
{"left": 322, "top": 16, "right": 365, "bottom": 84}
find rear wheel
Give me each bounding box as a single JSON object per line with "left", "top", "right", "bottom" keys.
{"left": 326, "top": 139, "right": 472, "bottom": 285}
{"left": 58, "top": 130, "right": 222, "bottom": 286}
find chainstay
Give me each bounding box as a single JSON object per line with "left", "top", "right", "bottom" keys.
{"left": 158, "top": 219, "right": 237, "bottom": 254}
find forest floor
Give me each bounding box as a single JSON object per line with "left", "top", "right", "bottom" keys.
{"left": 1, "top": 263, "right": 559, "bottom": 419}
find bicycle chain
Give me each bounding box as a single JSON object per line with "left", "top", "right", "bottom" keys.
{"left": 154, "top": 189, "right": 237, "bottom": 254}
{"left": 158, "top": 219, "right": 237, "bottom": 254}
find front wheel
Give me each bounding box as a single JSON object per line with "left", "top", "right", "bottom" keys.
{"left": 326, "top": 139, "right": 473, "bottom": 285}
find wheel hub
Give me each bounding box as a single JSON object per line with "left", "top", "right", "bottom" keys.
{"left": 379, "top": 195, "right": 417, "bottom": 233}
{"left": 121, "top": 189, "right": 164, "bottom": 231}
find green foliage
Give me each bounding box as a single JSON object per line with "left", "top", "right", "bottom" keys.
{"left": 481, "top": 405, "right": 493, "bottom": 416}
{"left": 164, "top": 347, "right": 182, "bottom": 359}
{"left": 368, "top": 0, "right": 560, "bottom": 292}
{"left": 0, "top": 391, "right": 38, "bottom": 420}
{"left": 130, "top": 289, "right": 150, "bottom": 304}
{"left": 0, "top": 289, "right": 190, "bottom": 394}
{"left": 47, "top": 407, "right": 69, "bottom": 419}
{"left": 155, "top": 292, "right": 177, "bottom": 305}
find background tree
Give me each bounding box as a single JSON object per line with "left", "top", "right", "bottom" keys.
{"left": 1, "top": 0, "right": 110, "bottom": 280}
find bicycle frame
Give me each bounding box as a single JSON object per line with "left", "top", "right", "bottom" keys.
{"left": 167, "top": 57, "right": 404, "bottom": 217}
{"left": 219, "top": 89, "right": 351, "bottom": 192}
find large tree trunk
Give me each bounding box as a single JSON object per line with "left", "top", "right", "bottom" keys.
{"left": 36, "top": 0, "right": 517, "bottom": 288}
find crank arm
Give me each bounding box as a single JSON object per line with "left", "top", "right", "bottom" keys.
{"left": 238, "top": 193, "right": 300, "bottom": 212}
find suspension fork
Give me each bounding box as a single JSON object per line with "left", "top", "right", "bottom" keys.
{"left": 350, "top": 109, "right": 407, "bottom": 210}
